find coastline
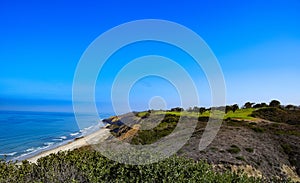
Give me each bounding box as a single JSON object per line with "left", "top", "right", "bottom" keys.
{"left": 26, "top": 127, "right": 111, "bottom": 164}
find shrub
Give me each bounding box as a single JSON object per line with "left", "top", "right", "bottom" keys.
{"left": 245, "top": 148, "right": 254, "bottom": 153}
{"left": 131, "top": 114, "right": 179, "bottom": 145}
{"left": 281, "top": 144, "right": 292, "bottom": 154}
{"left": 0, "top": 148, "right": 263, "bottom": 183}
{"left": 236, "top": 156, "right": 245, "bottom": 161}
{"left": 250, "top": 126, "right": 265, "bottom": 133}
{"left": 227, "top": 145, "right": 241, "bottom": 154}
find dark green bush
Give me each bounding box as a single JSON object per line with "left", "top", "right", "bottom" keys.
{"left": 227, "top": 145, "right": 241, "bottom": 154}
{"left": 236, "top": 156, "right": 245, "bottom": 161}
{"left": 131, "top": 114, "right": 179, "bottom": 145}
{"left": 0, "top": 148, "right": 263, "bottom": 183}
{"left": 245, "top": 147, "right": 254, "bottom": 153}
{"left": 250, "top": 126, "right": 265, "bottom": 133}
{"left": 281, "top": 144, "right": 292, "bottom": 154}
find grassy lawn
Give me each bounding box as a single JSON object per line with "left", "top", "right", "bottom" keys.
{"left": 151, "top": 108, "right": 257, "bottom": 120}
{"left": 225, "top": 108, "right": 256, "bottom": 120}
{"left": 136, "top": 111, "right": 149, "bottom": 118}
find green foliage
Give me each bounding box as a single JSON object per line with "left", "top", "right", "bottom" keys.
{"left": 198, "top": 116, "right": 209, "bottom": 122}
{"left": 0, "top": 148, "right": 263, "bottom": 183}
{"left": 232, "top": 104, "right": 239, "bottom": 112}
{"left": 227, "top": 145, "right": 241, "bottom": 154}
{"left": 225, "top": 105, "right": 232, "bottom": 114}
{"left": 170, "top": 107, "right": 184, "bottom": 112}
{"left": 253, "top": 103, "right": 268, "bottom": 108}
{"left": 249, "top": 122, "right": 257, "bottom": 126}
{"left": 244, "top": 102, "right": 255, "bottom": 109}
{"left": 236, "top": 156, "right": 246, "bottom": 161}
{"left": 251, "top": 107, "right": 288, "bottom": 123}
{"left": 199, "top": 107, "right": 206, "bottom": 114}
{"left": 245, "top": 147, "right": 254, "bottom": 153}
{"left": 269, "top": 100, "right": 281, "bottom": 108}
{"left": 225, "top": 108, "right": 256, "bottom": 120}
{"left": 155, "top": 108, "right": 256, "bottom": 120}
{"left": 209, "top": 147, "right": 219, "bottom": 152}
{"left": 136, "top": 111, "right": 150, "bottom": 119}
{"left": 250, "top": 126, "right": 265, "bottom": 133}
{"left": 131, "top": 114, "right": 179, "bottom": 145}
{"left": 225, "top": 104, "right": 240, "bottom": 113}
{"left": 274, "top": 130, "right": 300, "bottom": 137}
{"left": 187, "top": 106, "right": 207, "bottom": 114}
{"left": 281, "top": 144, "right": 292, "bottom": 154}
{"left": 251, "top": 107, "right": 300, "bottom": 125}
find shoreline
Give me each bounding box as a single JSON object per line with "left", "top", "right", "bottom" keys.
{"left": 26, "top": 127, "right": 111, "bottom": 164}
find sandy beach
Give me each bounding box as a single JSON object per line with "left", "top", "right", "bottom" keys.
{"left": 26, "top": 127, "right": 111, "bottom": 164}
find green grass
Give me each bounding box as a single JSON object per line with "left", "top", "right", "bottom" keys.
{"left": 136, "top": 111, "right": 150, "bottom": 118}
{"left": 153, "top": 111, "right": 206, "bottom": 117}
{"left": 153, "top": 108, "right": 258, "bottom": 120}
{"left": 225, "top": 108, "right": 256, "bottom": 120}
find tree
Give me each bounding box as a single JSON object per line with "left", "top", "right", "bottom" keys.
{"left": 171, "top": 107, "right": 184, "bottom": 112}
{"left": 225, "top": 105, "right": 232, "bottom": 114}
{"left": 253, "top": 104, "right": 261, "bottom": 108}
{"left": 261, "top": 103, "right": 268, "bottom": 107}
{"left": 243, "top": 102, "right": 254, "bottom": 109}
{"left": 253, "top": 102, "right": 268, "bottom": 108}
{"left": 188, "top": 106, "right": 206, "bottom": 114}
{"left": 285, "top": 104, "right": 296, "bottom": 110}
{"left": 232, "top": 104, "right": 239, "bottom": 112}
{"left": 269, "top": 100, "right": 280, "bottom": 108}
{"left": 199, "top": 107, "right": 206, "bottom": 114}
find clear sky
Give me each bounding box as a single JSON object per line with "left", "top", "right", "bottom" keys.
{"left": 0, "top": 0, "right": 300, "bottom": 112}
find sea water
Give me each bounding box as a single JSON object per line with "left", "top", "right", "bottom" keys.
{"left": 0, "top": 111, "right": 112, "bottom": 161}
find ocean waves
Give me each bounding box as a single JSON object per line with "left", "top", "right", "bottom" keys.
{"left": 8, "top": 124, "right": 101, "bottom": 161}
{"left": 0, "top": 152, "right": 17, "bottom": 156}
{"left": 0, "top": 111, "right": 110, "bottom": 162}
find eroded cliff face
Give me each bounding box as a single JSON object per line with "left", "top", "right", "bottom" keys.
{"left": 104, "top": 111, "right": 300, "bottom": 181}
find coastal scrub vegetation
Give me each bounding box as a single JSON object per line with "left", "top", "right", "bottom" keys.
{"left": 0, "top": 148, "right": 264, "bottom": 183}
{"left": 227, "top": 145, "right": 241, "bottom": 154}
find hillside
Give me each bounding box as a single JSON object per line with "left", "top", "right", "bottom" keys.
{"left": 105, "top": 106, "right": 300, "bottom": 182}
{"left": 1, "top": 105, "right": 299, "bottom": 182}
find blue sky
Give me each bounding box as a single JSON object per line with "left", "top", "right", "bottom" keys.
{"left": 0, "top": 0, "right": 300, "bottom": 112}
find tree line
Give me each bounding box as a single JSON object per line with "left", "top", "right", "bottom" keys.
{"left": 173, "top": 100, "right": 300, "bottom": 114}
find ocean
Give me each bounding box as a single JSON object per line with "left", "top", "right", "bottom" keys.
{"left": 0, "top": 111, "right": 113, "bottom": 161}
